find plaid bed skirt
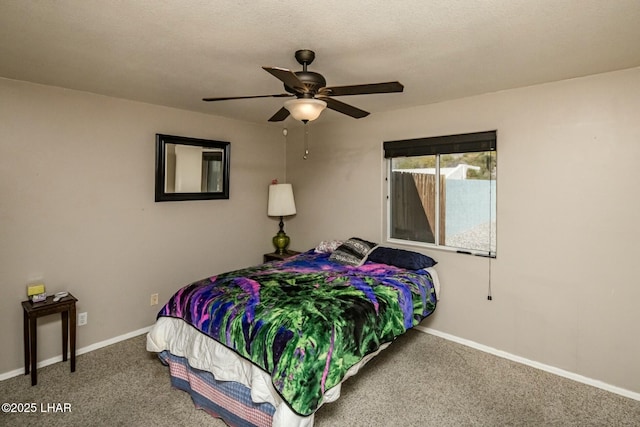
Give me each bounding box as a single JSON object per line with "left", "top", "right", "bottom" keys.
{"left": 159, "top": 351, "right": 276, "bottom": 427}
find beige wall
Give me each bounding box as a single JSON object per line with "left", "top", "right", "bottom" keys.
{"left": 0, "top": 78, "right": 284, "bottom": 375}
{"left": 286, "top": 67, "right": 640, "bottom": 395}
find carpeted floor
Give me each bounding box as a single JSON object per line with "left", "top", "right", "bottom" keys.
{"left": 1, "top": 330, "right": 639, "bottom": 426}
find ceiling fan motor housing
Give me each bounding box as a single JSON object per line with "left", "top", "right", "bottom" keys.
{"left": 285, "top": 71, "right": 326, "bottom": 96}
{"left": 283, "top": 49, "right": 326, "bottom": 96}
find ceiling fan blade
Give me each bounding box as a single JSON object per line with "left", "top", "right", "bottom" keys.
{"left": 319, "top": 97, "right": 370, "bottom": 119}
{"left": 203, "top": 93, "right": 292, "bottom": 102}
{"left": 320, "top": 81, "right": 404, "bottom": 97}
{"left": 268, "top": 107, "right": 290, "bottom": 122}
{"left": 262, "top": 67, "right": 308, "bottom": 92}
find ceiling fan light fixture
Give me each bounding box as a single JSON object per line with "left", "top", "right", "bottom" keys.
{"left": 284, "top": 98, "right": 327, "bottom": 122}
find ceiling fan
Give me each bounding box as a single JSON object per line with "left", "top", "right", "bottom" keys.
{"left": 202, "top": 49, "right": 404, "bottom": 123}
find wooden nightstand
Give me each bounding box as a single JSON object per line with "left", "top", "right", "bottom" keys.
{"left": 22, "top": 293, "right": 77, "bottom": 386}
{"left": 264, "top": 250, "right": 301, "bottom": 263}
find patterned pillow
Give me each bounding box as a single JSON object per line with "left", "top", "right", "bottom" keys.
{"left": 328, "top": 237, "right": 378, "bottom": 266}
{"left": 367, "top": 247, "right": 437, "bottom": 270}
{"left": 314, "top": 240, "right": 344, "bottom": 253}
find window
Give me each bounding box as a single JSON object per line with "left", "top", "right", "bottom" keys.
{"left": 384, "top": 131, "right": 497, "bottom": 256}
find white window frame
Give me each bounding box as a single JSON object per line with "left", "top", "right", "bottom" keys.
{"left": 384, "top": 131, "right": 497, "bottom": 258}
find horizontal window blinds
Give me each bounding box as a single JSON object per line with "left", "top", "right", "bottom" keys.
{"left": 384, "top": 130, "right": 496, "bottom": 158}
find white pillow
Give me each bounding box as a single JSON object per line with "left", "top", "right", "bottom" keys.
{"left": 314, "top": 240, "right": 343, "bottom": 253}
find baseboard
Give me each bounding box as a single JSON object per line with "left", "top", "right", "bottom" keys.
{"left": 0, "top": 325, "right": 153, "bottom": 382}
{"left": 414, "top": 325, "right": 640, "bottom": 402}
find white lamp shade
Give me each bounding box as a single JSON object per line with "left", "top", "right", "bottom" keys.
{"left": 268, "top": 183, "right": 296, "bottom": 216}
{"left": 284, "top": 98, "right": 327, "bottom": 122}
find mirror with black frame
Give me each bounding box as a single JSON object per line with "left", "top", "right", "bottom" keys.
{"left": 155, "top": 134, "right": 230, "bottom": 202}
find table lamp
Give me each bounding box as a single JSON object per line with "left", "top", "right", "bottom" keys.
{"left": 268, "top": 183, "right": 296, "bottom": 254}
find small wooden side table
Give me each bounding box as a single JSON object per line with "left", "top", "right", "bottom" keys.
{"left": 264, "top": 250, "right": 301, "bottom": 263}
{"left": 22, "top": 293, "right": 77, "bottom": 386}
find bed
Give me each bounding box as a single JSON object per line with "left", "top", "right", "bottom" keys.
{"left": 147, "top": 239, "right": 439, "bottom": 427}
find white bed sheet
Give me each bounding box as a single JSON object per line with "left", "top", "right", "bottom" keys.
{"left": 147, "top": 317, "right": 391, "bottom": 427}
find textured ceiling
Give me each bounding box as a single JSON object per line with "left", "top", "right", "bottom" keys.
{"left": 1, "top": 1, "right": 640, "bottom": 125}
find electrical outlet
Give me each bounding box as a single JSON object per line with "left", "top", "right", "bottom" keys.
{"left": 78, "top": 312, "right": 88, "bottom": 326}
{"left": 150, "top": 293, "right": 159, "bottom": 306}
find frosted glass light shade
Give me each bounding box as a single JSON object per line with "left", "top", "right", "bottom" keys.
{"left": 284, "top": 99, "right": 327, "bottom": 122}
{"left": 268, "top": 184, "right": 296, "bottom": 216}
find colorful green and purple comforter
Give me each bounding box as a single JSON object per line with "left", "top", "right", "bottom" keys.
{"left": 158, "top": 250, "right": 437, "bottom": 416}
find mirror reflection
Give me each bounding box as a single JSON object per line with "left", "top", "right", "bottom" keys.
{"left": 165, "top": 144, "right": 224, "bottom": 193}
{"left": 155, "top": 134, "right": 230, "bottom": 202}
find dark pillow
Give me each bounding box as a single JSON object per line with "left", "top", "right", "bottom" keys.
{"left": 367, "top": 247, "right": 437, "bottom": 270}
{"left": 329, "top": 237, "right": 378, "bottom": 266}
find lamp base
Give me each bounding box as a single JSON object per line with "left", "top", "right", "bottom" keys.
{"left": 272, "top": 231, "right": 290, "bottom": 255}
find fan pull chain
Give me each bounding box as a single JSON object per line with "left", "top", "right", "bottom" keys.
{"left": 303, "top": 122, "right": 310, "bottom": 160}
